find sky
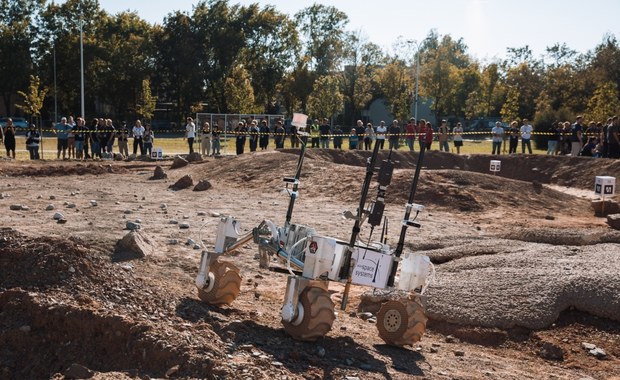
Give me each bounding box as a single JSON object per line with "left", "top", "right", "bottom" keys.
{"left": 95, "top": 0, "right": 620, "bottom": 61}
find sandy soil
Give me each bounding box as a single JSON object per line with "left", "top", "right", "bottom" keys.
{"left": 1, "top": 150, "right": 619, "bottom": 380}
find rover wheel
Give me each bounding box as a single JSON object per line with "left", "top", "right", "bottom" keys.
{"left": 282, "top": 286, "right": 335, "bottom": 341}
{"left": 376, "top": 299, "right": 427, "bottom": 346}
{"left": 197, "top": 260, "right": 241, "bottom": 306}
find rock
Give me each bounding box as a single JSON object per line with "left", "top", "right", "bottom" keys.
{"left": 64, "top": 363, "right": 94, "bottom": 379}
{"left": 169, "top": 174, "right": 193, "bottom": 190}
{"left": 607, "top": 214, "right": 620, "bottom": 230}
{"left": 126, "top": 154, "right": 136, "bottom": 162}
{"left": 445, "top": 335, "right": 456, "bottom": 343}
{"left": 169, "top": 220, "right": 179, "bottom": 224}
{"left": 0, "top": 193, "right": 6, "bottom": 199}
{"left": 186, "top": 152, "right": 203, "bottom": 162}
{"left": 20, "top": 205, "right": 29, "bottom": 211}
{"left": 150, "top": 165, "right": 168, "bottom": 180}
{"left": 165, "top": 365, "right": 180, "bottom": 378}
{"left": 316, "top": 346, "right": 326, "bottom": 357}
{"left": 123, "top": 209, "right": 133, "bottom": 214}
{"left": 591, "top": 200, "right": 620, "bottom": 217}
{"left": 113, "top": 153, "right": 123, "bottom": 161}
{"left": 539, "top": 342, "right": 564, "bottom": 361}
{"left": 90, "top": 200, "right": 97, "bottom": 207}
{"left": 68, "top": 266, "right": 75, "bottom": 273}
{"left": 430, "top": 347, "right": 439, "bottom": 353}
{"left": 589, "top": 347, "right": 607, "bottom": 359}
{"left": 186, "top": 238, "right": 196, "bottom": 246}
{"left": 70, "top": 192, "right": 76, "bottom": 196}
{"left": 49, "top": 195, "right": 56, "bottom": 200}
{"left": 454, "top": 350, "right": 465, "bottom": 357}
{"left": 57, "top": 218, "right": 67, "bottom": 224}
{"left": 19, "top": 325, "right": 31, "bottom": 333}
{"left": 193, "top": 179, "right": 212, "bottom": 192}
{"left": 358, "top": 312, "right": 374, "bottom": 321}
{"left": 67, "top": 203, "right": 76, "bottom": 209}
{"left": 197, "top": 211, "right": 207, "bottom": 216}
{"left": 169, "top": 239, "right": 178, "bottom": 245}
{"left": 210, "top": 211, "right": 221, "bottom": 217}
{"left": 46, "top": 204, "right": 55, "bottom": 211}
{"left": 135, "top": 219, "right": 142, "bottom": 224}
{"left": 114, "top": 230, "right": 157, "bottom": 260}
{"left": 179, "top": 222, "right": 190, "bottom": 229}
{"left": 160, "top": 203, "right": 167, "bottom": 209}
{"left": 582, "top": 342, "right": 596, "bottom": 350}
{"left": 9, "top": 204, "right": 23, "bottom": 210}
{"left": 183, "top": 215, "right": 190, "bottom": 219}
{"left": 53, "top": 212, "right": 65, "bottom": 220}
{"left": 170, "top": 156, "right": 189, "bottom": 169}
{"left": 367, "top": 317, "right": 377, "bottom": 324}
{"left": 126, "top": 221, "right": 141, "bottom": 231}
{"left": 193, "top": 244, "right": 201, "bottom": 250}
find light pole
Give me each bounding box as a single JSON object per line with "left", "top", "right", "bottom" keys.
{"left": 79, "top": 4, "right": 85, "bottom": 119}
{"left": 51, "top": 1, "right": 57, "bottom": 123}
{"left": 406, "top": 39, "right": 424, "bottom": 120}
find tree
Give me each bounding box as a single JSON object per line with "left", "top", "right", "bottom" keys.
{"left": 586, "top": 82, "right": 620, "bottom": 123}
{"left": 136, "top": 79, "right": 157, "bottom": 121}
{"left": 295, "top": 4, "right": 349, "bottom": 75}
{"left": 306, "top": 75, "right": 344, "bottom": 120}
{"left": 500, "top": 86, "right": 520, "bottom": 124}
{"left": 376, "top": 61, "right": 413, "bottom": 123}
{"left": 224, "top": 65, "right": 259, "bottom": 114}
{"left": 16, "top": 74, "right": 48, "bottom": 125}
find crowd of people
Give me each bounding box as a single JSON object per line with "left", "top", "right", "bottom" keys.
{"left": 2, "top": 114, "right": 618, "bottom": 160}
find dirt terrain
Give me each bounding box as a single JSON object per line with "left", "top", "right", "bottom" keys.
{"left": 1, "top": 149, "right": 620, "bottom": 380}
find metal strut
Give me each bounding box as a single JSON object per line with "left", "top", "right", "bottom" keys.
{"left": 283, "top": 138, "right": 307, "bottom": 229}
{"left": 386, "top": 145, "right": 426, "bottom": 287}
{"left": 340, "top": 142, "right": 382, "bottom": 310}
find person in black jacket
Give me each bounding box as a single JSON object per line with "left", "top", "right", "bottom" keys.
{"left": 25, "top": 123, "right": 40, "bottom": 160}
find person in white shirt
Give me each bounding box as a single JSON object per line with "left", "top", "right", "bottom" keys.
{"left": 132, "top": 119, "right": 145, "bottom": 155}
{"left": 491, "top": 121, "right": 504, "bottom": 155}
{"left": 520, "top": 118, "right": 533, "bottom": 154}
{"left": 186, "top": 117, "right": 196, "bottom": 154}
{"left": 452, "top": 122, "right": 464, "bottom": 154}
{"left": 375, "top": 121, "right": 387, "bottom": 149}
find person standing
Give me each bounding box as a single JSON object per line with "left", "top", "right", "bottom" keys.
{"left": 319, "top": 118, "right": 331, "bottom": 149}
{"left": 416, "top": 119, "right": 427, "bottom": 151}
{"left": 132, "top": 119, "right": 145, "bottom": 155}
{"left": 405, "top": 118, "right": 416, "bottom": 151}
{"left": 143, "top": 124, "right": 154, "bottom": 157}
{"left": 274, "top": 120, "right": 285, "bottom": 149}
{"left": 547, "top": 122, "right": 560, "bottom": 155}
{"left": 74, "top": 117, "right": 86, "bottom": 160}
{"left": 453, "top": 122, "right": 464, "bottom": 154}
{"left": 349, "top": 129, "right": 359, "bottom": 150}
{"left": 235, "top": 122, "right": 246, "bottom": 155}
{"left": 259, "top": 119, "right": 269, "bottom": 150}
{"left": 248, "top": 120, "right": 259, "bottom": 152}
{"left": 423, "top": 121, "right": 434, "bottom": 151}
{"left": 520, "top": 118, "right": 533, "bottom": 154}
{"left": 25, "top": 123, "right": 40, "bottom": 160}
{"left": 438, "top": 120, "right": 450, "bottom": 152}
{"left": 310, "top": 119, "right": 320, "bottom": 148}
{"left": 607, "top": 116, "right": 620, "bottom": 159}
{"left": 90, "top": 118, "right": 101, "bottom": 159}
{"left": 67, "top": 116, "right": 76, "bottom": 159}
{"left": 116, "top": 122, "right": 129, "bottom": 158}
{"left": 104, "top": 119, "right": 116, "bottom": 155}
{"left": 332, "top": 125, "right": 343, "bottom": 149}
{"left": 388, "top": 119, "right": 401, "bottom": 150}
{"left": 375, "top": 121, "right": 387, "bottom": 149}
{"left": 55, "top": 117, "right": 72, "bottom": 159}
{"left": 211, "top": 123, "right": 221, "bottom": 155}
{"left": 491, "top": 121, "right": 504, "bottom": 155}
{"left": 201, "top": 122, "right": 212, "bottom": 156}
{"left": 185, "top": 117, "right": 196, "bottom": 154}
{"left": 508, "top": 121, "right": 519, "bottom": 154}
{"left": 570, "top": 115, "right": 584, "bottom": 156}
{"left": 364, "top": 122, "right": 375, "bottom": 150}
{"left": 3, "top": 118, "right": 16, "bottom": 159}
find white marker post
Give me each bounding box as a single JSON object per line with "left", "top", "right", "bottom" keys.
{"left": 490, "top": 160, "right": 501, "bottom": 175}
{"left": 594, "top": 176, "right": 616, "bottom": 215}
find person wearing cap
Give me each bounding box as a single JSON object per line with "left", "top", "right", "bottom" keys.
{"left": 235, "top": 121, "right": 247, "bottom": 155}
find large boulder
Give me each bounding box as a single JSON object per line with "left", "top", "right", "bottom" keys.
{"left": 186, "top": 152, "right": 203, "bottom": 162}
{"left": 170, "top": 155, "right": 189, "bottom": 169}
{"left": 114, "top": 230, "right": 157, "bottom": 261}
{"left": 149, "top": 165, "right": 167, "bottom": 180}
{"left": 169, "top": 174, "right": 193, "bottom": 190}
{"left": 591, "top": 199, "right": 620, "bottom": 217}
{"left": 608, "top": 214, "right": 620, "bottom": 230}
{"left": 193, "top": 179, "right": 212, "bottom": 192}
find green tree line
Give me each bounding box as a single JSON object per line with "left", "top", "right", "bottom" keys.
{"left": 1, "top": 0, "right": 619, "bottom": 127}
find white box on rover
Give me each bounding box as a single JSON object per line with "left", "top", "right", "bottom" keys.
{"left": 350, "top": 244, "right": 393, "bottom": 289}
{"left": 215, "top": 217, "right": 241, "bottom": 253}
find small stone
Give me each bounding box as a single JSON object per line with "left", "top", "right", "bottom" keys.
{"left": 169, "top": 174, "right": 194, "bottom": 190}
{"left": 138, "top": 205, "right": 143, "bottom": 209}
{"left": 46, "top": 204, "right": 55, "bottom": 211}
{"left": 193, "top": 179, "right": 212, "bottom": 192}
{"left": 123, "top": 209, "right": 133, "bottom": 214}
{"left": 358, "top": 312, "right": 374, "bottom": 321}
{"left": 170, "top": 156, "right": 189, "bottom": 169}
{"left": 186, "top": 238, "right": 196, "bottom": 246}
{"left": 210, "top": 211, "right": 221, "bottom": 217}
{"left": 367, "top": 317, "right": 377, "bottom": 324}
{"left": 70, "top": 192, "right": 76, "bottom": 196}
{"left": 53, "top": 212, "right": 65, "bottom": 220}
{"left": 539, "top": 342, "right": 564, "bottom": 361}
{"left": 165, "top": 365, "right": 180, "bottom": 378}
{"left": 454, "top": 350, "right": 465, "bottom": 357}
{"left": 183, "top": 215, "right": 190, "bottom": 219}
{"left": 20, "top": 205, "right": 29, "bottom": 211}
{"left": 545, "top": 215, "right": 555, "bottom": 220}
{"left": 151, "top": 165, "right": 168, "bottom": 180}
{"left": 197, "top": 211, "right": 207, "bottom": 216}
{"left": 37, "top": 195, "right": 42, "bottom": 199}
{"left": 169, "top": 219, "right": 179, "bottom": 225}
{"left": 126, "top": 221, "right": 141, "bottom": 231}
{"left": 115, "top": 201, "right": 121, "bottom": 205}
{"left": 179, "top": 222, "right": 190, "bottom": 229}
{"left": 160, "top": 203, "right": 167, "bottom": 209}
{"left": 19, "top": 325, "right": 31, "bottom": 333}
{"left": 430, "top": 347, "right": 439, "bottom": 353}
{"left": 9, "top": 204, "right": 23, "bottom": 210}
{"left": 68, "top": 266, "right": 75, "bottom": 273}
{"left": 90, "top": 200, "right": 97, "bottom": 206}
{"left": 445, "top": 335, "right": 456, "bottom": 343}
{"left": 67, "top": 203, "right": 76, "bottom": 209}
{"left": 193, "top": 244, "right": 201, "bottom": 249}
{"left": 121, "top": 264, "right": 133, "bottom": 271}
{"left": 169, "top": 239, "right": 178, "bottom": 245}
{"left": 315, "top": 346, "right": 325, "bottom": 357}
